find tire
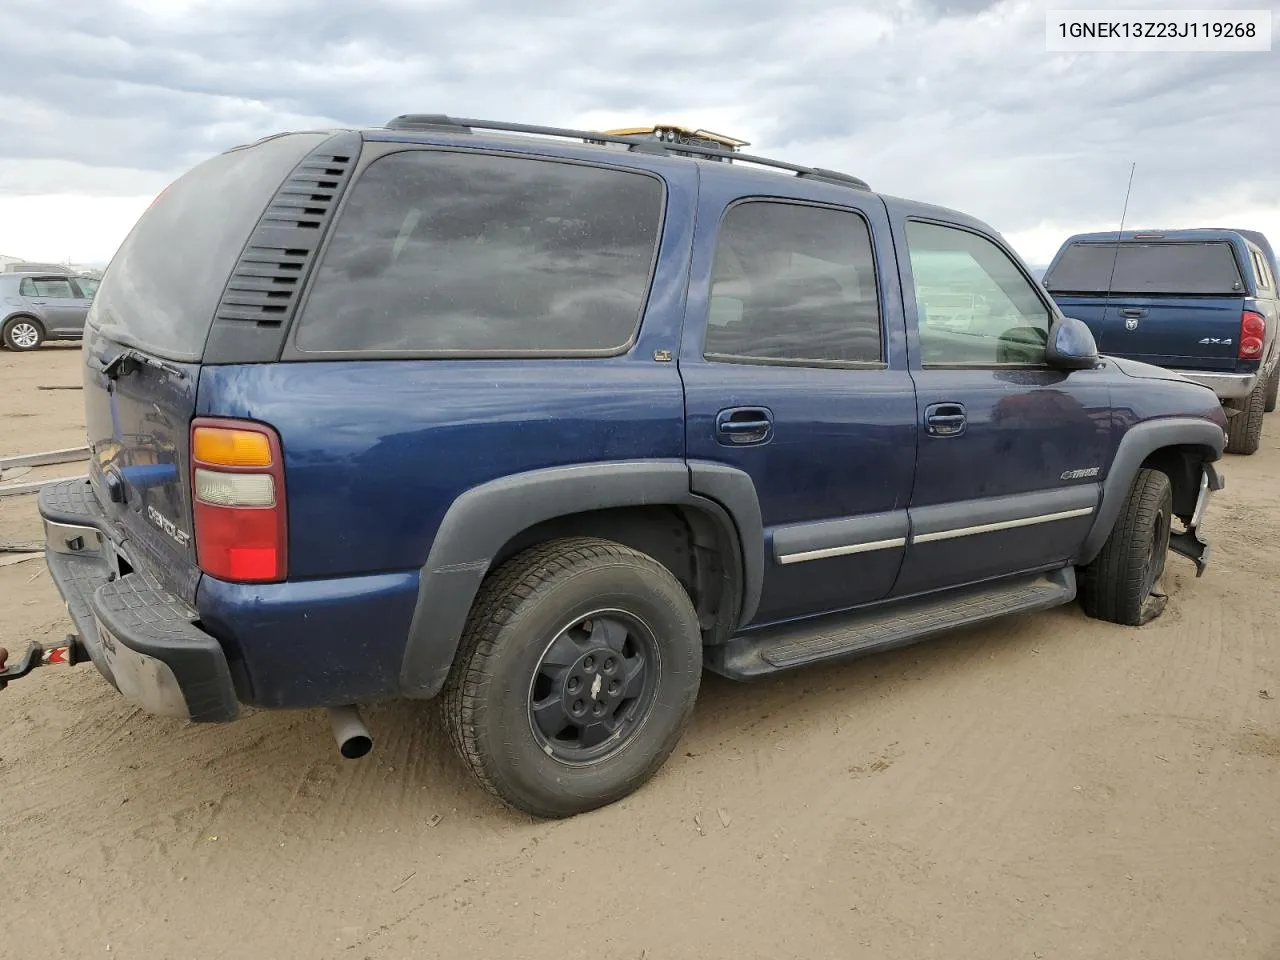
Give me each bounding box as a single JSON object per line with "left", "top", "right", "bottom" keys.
{"left": 1225, "top": 379, "right": 1266, "bottom": 455}
{"left": 442, "top": 536, "right": 702, "bottom": 819}
{"left": 1264, "top": 364, "right": 1279, "bottom": 414}
{"left": 1, "top": 315, "right": 44, "bottom": 351}
{"left": 1078, "top": 468, "right": 1173, "bottom": 627}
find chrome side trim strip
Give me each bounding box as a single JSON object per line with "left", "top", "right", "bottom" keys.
{"left": 777, "top": 537, "right": 908, "bottom": 565}
{"left": 912, "top": 507, "right": 1095, "bottom": 544}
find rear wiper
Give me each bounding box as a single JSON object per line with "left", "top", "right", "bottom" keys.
{"left": 97, "top": 348, "right": 187, "bottom": 382}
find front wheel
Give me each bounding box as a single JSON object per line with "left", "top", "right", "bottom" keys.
{"left": 2, "top": 316, "right": 44, "bottom": 351}
{"left": 1078, "top": 468, "right": 1173, "bottom": 626}
{"left": 442, "top": 537, "right": 702, "bottom": 819}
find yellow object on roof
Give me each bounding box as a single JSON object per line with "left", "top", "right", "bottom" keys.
{"left": 603, "top": 125, "right": 750, "bottom": 149}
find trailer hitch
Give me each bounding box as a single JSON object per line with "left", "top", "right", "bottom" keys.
{"left": 0, "top": 637, "right": 87, "bottom": 690}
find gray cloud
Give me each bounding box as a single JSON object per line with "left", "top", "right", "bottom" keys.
{"left": 2, "top": 0, "right": 1278, "bottom": 261}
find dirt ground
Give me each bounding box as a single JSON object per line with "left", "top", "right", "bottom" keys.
{"left": 1, "top": 344, "right": 1277, "bottom": 960}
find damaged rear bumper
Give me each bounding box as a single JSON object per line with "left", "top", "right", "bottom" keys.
{"left": 37, "top": 478, "right": 239, "bottom": 722}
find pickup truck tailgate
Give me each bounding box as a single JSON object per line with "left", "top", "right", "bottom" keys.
{"left": 1052, "top": 294, "right": 1244, "bottom": 371}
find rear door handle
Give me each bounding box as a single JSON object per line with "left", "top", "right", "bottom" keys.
{"left": 925, "top": 402, "right": 967, "bottom": 437}
{"left": 715, "top": 406, "right": 774, "bottom": 445}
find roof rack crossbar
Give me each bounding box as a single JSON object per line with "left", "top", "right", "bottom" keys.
{"left": 382, "top": 114, "right": 871, "bottom": 191}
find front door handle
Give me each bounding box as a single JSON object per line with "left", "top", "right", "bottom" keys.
{"left": 925, "top": 402, "right": 966, "bottom": 438}
{"left": 1119, "top": 308, "right": 1146, "bottom": 318}
{"left": 715, "top": 407, "right": 774, "bottom": 445}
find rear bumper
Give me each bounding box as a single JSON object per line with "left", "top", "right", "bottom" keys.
{"left": 38, "top": 479, "right": 239, "bottom": 722}
{"left": 1177, "top": 370, "right": 1260, "bottom": 400}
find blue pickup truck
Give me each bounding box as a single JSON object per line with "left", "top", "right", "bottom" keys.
{"left": 23, "top": 115, "right": 1228, "bottom": 818}
{"left": 1042, "top": 229, "right": 1280, "bottom": 455}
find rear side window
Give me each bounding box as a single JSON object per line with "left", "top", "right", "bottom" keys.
{"left": 703, "top": 200, "right": 882, "bottom": 365}
{"left": 1251, "top": 250, "right": 1272, "bottom": 290}
{"left": 1044, "top": 241, "right": 1245, "bottom": 295}
{"left": 293, "top": 151, "right": 665, "bottom": 355}
{"left": 89, "top": 132, "right": 330, "bottom": 361}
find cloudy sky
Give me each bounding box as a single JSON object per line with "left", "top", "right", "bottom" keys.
{"left": 1, "top": 0, "right": 1276, "bottom": 268}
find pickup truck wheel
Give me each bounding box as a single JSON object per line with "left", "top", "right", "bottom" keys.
{"left": 1078, "top": 468, "right": 1172, "bottom": 627}
{"left": 441, "top": 536, "right": 702, "bottom": 819}
{"left": 1264, "top": 364, "right": 1279, "bottom": 414}
{"left": 1225, "top": 379, "right": 1266, "bottom": 455}
{"left": 2, "top": 316, "right": 44, "bottom": 351}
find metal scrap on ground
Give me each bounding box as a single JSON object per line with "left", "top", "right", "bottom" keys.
{"left": 0, "top": 446, "right": 89, "bottom": 470}
{"left": 0, "top": 446, "right": 90, "bottom": 498}
{"left": 0, "top": 476, "right": 87, "bottom": 499}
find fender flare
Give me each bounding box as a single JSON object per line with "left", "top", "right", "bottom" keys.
{"left": 398, "top": 459, "right": 765, "bottom": 698}
{"left": 1077, "top": 417, "right": 1225, "bottom": 565}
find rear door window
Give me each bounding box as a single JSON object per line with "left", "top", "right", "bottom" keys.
{"left": 21, "top": 277, "right": 77, "bottom": 298}
{"left": 293, "top": 150, "right": 666, "bottom": 355}
{"left": 702, "top": 199, "right": 882, "bottom": 365}
{"left": 1044, "top": 241, "right": 1245, "bottom": 295}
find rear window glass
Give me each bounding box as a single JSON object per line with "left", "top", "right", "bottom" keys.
{"left": 1044, "top": 241, "right": 1245, "bottom": 296}
{"left": 293, "top": 150, "right": 665, "bottom": 355}
{"left": 88, "top": 132, "right": 329, "bottom": 361}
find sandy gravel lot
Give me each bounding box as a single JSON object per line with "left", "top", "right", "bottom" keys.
{"left": 1, "top": 343, "right": 1277, "bottom": 960}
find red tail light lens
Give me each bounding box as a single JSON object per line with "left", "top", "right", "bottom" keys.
{"left": 190, "top": 418, "right": 287, "bottom": 583}
{"left": 1239, "top": 310, "right": 1266, "bottom": 359}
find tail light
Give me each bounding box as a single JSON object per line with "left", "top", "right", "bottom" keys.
{"left": 190, "top": 418, "right": 287, "bottom": 583}
{"left": 1239, "top": 310, "right": 1266, "bottom": 359}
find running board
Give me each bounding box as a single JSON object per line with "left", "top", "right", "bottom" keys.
{"left": 706, "top": 568, "right": 1076, "bottom": 680}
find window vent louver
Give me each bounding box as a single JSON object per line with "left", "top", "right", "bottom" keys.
{"left": 213, "top": 147, "right": 357, "bottom": 329}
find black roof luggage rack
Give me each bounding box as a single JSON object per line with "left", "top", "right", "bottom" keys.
{"left": 383, "top": 114, "right": 871, "bottom": 191}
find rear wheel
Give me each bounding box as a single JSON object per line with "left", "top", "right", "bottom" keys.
{"left": 1225, "top": 379, "right": 1266, "bottom": 455}
{"left": 2, "top": 316, "right": 44, "bottom": 351}
{"left": 442, "top": 536, "right": 702, "bottom": 819}
{"left": 1078, "top": 468, "right": 1173, "bottom": 627}
{"left": 1264, "top": 364, "right": 1279, "bottom": 414}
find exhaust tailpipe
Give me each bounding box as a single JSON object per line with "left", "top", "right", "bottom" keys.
{"left": 327, "top": 705, "right": 372, "bottom": 759}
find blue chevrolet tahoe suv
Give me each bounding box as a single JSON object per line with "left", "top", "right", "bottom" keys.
{"left": 1043, "top": 228, "right": 1280, "bottom": 455}
{"left": 32, "top": 115, "right": 1229, "bottom": 818}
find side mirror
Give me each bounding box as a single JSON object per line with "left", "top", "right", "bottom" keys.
{"left": 1045, "top": 315, "right": 1099, "bottom": 370}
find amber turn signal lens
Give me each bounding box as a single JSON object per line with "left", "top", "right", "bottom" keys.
{"left": 192, "top": 426, "right": 272, "bottom": 467}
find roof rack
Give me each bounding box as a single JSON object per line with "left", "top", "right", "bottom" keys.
{"left": 383, "top": 114, "right": 871, "bottom": 191}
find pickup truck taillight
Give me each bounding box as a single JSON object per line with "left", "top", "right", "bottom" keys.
{"left": 1239, "top": 310, "right": 1266, "bottom": 359}
{"left": 190, "top": 418, "right": 288, "bottom": 583}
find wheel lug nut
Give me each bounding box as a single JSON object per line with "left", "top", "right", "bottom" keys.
{"left": 584, "top": 655, "right": 595, "bottom": 671}
{"left": 572, "top": 699, "right": 585, "bottom": 715}
{"left": 604, "top": 658, "right": 616, "bottom": 673}
{"left": 608, "top": 680, "right": 620, "bottom": 696}
{"left": 592, "top": 702, "right": 605, "bottom": 716}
